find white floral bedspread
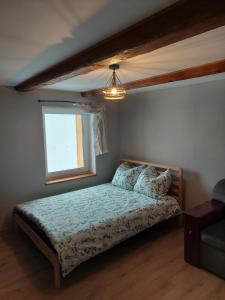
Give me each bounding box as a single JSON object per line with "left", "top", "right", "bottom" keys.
{"left": 16, "top": 183, "right": 181, "bottom": 277}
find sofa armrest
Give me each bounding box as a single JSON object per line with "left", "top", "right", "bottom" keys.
{"left": 185, "top": 200, "right": 225, "bottom": 229}
{"left": 184, "top": 200, "right": 225, "bottom": 267}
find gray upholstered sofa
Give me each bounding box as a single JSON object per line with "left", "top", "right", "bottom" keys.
{"left": 200, "top": 180, "right": 225, "bottom": 279}
{"left": 201, "top": 219, "right": 225, "bottom": 279}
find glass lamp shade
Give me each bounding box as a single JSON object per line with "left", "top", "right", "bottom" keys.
{"left": 103, "top": 64, "right": 127, "bottom": 101}
{"left": 103, "top": 86, "right": 127, "bottom": 101}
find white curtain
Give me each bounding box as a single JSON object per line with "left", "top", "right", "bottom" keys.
{"left": 43, "top": 101, "right": 108, "bottom": 156}
{"left": 93, "top": 106, "right": 108, "bottom": 155}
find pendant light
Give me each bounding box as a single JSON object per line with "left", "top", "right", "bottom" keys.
{"left": 102, "top": 64, "right": 126, "bottom": 101}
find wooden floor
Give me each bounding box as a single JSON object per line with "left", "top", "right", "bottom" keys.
{"left": 1, "top": 222, "right": 225, "bottom": 300}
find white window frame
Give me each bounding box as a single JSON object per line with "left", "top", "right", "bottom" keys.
{"left": 42, "top": 106, "right": 95, "bottom": 182}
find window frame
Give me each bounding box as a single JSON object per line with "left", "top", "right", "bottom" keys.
{"left": 42, "top": 106, "right": 95, "bottom": 183}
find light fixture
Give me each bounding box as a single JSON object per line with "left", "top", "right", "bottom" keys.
{"left": 102, "top": 64, "right": 126, "bottom": 101}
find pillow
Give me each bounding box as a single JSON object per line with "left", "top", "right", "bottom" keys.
{"left": 134, "top": 168, "right": 172, "bottom": 199}
{"left": 112, "top": 162, "right": 145, "bottom": 191}
{"left": 141, "top": 166, "right": 158, "bottom": 178}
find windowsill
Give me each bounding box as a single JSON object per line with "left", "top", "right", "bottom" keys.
{"left": 45, "top": 172, "right": 96, "bottom": 185}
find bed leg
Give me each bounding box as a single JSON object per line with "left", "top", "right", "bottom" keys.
{"left": 53, "top": 262, "right": 61, "bottom": 288}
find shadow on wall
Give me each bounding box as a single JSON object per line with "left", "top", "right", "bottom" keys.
{"left": 184, "top": 170, "right": 210, "bottom": 210}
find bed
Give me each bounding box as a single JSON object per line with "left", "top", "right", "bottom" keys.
{"left": 14, "top": 158, "right": 183, "bottom": 288}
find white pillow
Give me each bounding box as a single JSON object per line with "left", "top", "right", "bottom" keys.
{"left": 112, "top": 163, "right": 145, "bottom": 191}
{"left": 134, "top": 168, "right": 172, "bottom": 199}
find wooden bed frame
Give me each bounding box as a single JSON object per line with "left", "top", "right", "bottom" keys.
{"left": 13, "top": 158, "right": 183, "bottom": 288}
{"left": 120, "top": 158, "right": 183, "bottom": 209}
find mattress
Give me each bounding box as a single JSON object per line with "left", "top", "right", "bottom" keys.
{"left": 16, "top": 183, "right": 181, "bottom": 277}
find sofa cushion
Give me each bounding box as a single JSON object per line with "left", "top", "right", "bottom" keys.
{"left": 201, "top": 219, "right": 225, "bottom": 252}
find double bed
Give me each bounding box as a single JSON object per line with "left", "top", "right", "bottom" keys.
{"left": 14, "top": 158, "right": 183, "bottom": 288}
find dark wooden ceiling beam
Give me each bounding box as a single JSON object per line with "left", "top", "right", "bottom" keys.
{"left": 15, "top": 0, "right": 225, "bottom": 91}
{"left": 81, "top": 59, "right": 225, "bottom": 97}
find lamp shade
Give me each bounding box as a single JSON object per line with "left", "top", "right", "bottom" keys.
{"left": 103, "top": 64, "right": 127, "bottom": 101}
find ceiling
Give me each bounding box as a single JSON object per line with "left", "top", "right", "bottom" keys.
{"left": 47, "top": 26, "right": 225, "bottom": 92}
{"left": 0, "top": 0, "right": 177, "bottom": 87}
{"left": 1, "top": 0, "right": 225, "bottom": 93}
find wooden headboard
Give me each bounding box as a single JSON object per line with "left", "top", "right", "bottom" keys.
{"left": 120, "top": 158, "right": 183, "bottom": 209}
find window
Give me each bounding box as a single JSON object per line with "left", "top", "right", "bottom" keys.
{"left": 42, "top": 106, "right": 95, "bottom": 183}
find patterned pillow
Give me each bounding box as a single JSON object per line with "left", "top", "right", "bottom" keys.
{"left": 112, "top": 163, "right": 145, "bottom": 191}
{"left": 134, "top": 168, "right": 172, "bottom": 199}
{"left": 141, "top": 166, "right": 158, "bottom": 178}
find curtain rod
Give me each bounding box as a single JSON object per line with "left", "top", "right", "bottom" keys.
{"left": 38, "top": 99, "right": 76, "bottom": 104}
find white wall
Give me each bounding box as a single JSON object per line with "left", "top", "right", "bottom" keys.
{"left": 0, "top": 87, "right": 120, "bottom": 232}
{"left": 120, "top": 79, "right": 225, "bottom": 209}
{"left": 1, "top": 77, "right": 225, "bottom": 231}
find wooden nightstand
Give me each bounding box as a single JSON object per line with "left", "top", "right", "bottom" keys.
{"left": 183, "top": 200, "right": 225, "bottom": 267}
